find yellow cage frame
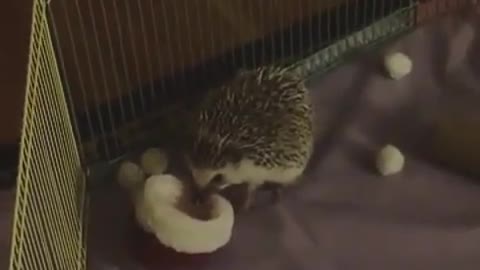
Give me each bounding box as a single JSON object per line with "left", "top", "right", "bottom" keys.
{"left": 8, "top": 0, "right": 87, "bottom": 269}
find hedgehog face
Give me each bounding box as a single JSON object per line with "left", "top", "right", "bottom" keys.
{"left": 190, "top": 167, "right": 228, "bottom": 193}
{"left": 187, "top": 131, "right": 243, "bottom": 193}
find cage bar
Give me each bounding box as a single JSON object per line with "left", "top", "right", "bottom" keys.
{"left": 8, "top": 0, "right": 87, "bottom": 269}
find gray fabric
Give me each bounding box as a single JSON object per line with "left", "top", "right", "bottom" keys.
{"left": 3, "top": 8, "right": 480, "bottom": 270}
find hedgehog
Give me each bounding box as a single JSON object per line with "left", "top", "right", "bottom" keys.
{"left": 186, "top": 65, "right": 314, "bottom": 211}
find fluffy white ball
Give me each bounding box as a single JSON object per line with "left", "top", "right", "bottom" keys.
{"left": 384, "top": 52, "right": 412, "bottom": 80}
{"left": 376, "top": 144, "right": 405, "bottom": 176}
{"left": 117, "top": 161, "right": 145, "bottom": 191}
{"left": 140, "top": 148, "right": 169, "bottom": 175}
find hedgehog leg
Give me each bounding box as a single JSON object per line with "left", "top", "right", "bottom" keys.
{"left": 241, "top": 184, "right": 258, "bottom": 211}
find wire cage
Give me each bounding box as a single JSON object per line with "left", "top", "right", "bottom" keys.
{"left": 7, "top": 0, "right": 478, "bottom": 269}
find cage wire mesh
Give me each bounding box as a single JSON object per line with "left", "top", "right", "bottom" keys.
{"left": 8, "top": 0, "right": 478, "bottom": 269}
{"left": 44, "top": 0, "right": 474, "bottom": 168}
{"left": 8, "top": 0, "right": 88, "bottom": 269}
{"left": 46, "top": 0, "right": 423, "bottom": 166}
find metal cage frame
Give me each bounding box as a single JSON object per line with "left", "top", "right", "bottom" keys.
{"left": 8, "top": 1, "right": 87, "bottom": 269}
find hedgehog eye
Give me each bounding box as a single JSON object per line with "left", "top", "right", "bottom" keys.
{"left": 211, "top": 174, "right": 225, "bottom": 185}
{"left": 230, "top": 150, "right": 242, "bottom": 163}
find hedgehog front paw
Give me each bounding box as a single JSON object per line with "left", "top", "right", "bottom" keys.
{"left": 240, "top": 184, "right": 258, "bottom": 211}
{"left": 241, "top": 194, "right": 255, "bottom": 211}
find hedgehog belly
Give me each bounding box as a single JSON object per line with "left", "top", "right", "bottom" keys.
{"left": 222, "top": 158, "right": 306, "bottom": 187}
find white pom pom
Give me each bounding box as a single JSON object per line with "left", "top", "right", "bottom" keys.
{"left": 117, "top": 161, "right": 145, "bottom": 191}
{"left": 384, "top": 52, "right": 412, "bottom": 80}
{"left": 140, "top": 148, "right": 169, "bottom": 175}
{"left": 376, "top": 144, "right": 405, "bottom": 176}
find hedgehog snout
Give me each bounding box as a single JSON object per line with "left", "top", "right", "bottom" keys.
{"left": 191, "top": 168, "right": 229, "bottom": 204}
{"left": 190, "top": 168, "right": 212, "bottom": 188}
